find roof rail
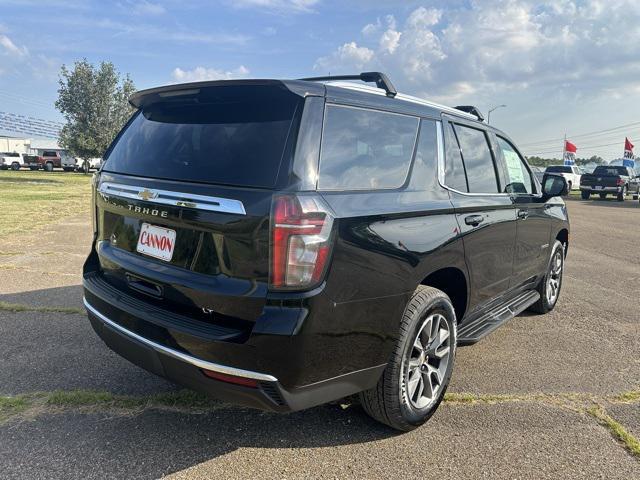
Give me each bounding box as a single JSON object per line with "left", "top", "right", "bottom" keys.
{"left": 454, "top": 105, "right": 485, "bottom": 122}
{"left": 300, "top": 72, "right": 397, "bottom": 98}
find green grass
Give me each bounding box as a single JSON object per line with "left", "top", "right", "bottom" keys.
{"left": 444, "top": 392, "right": 537, "bottom": 404}
{"left": 612, "top": 390, "right": 640, "bottom": 403}
{"left": 0, "top": 301, "right": 84, "bottom": 315}
{"left": 588, "top": 407, "right": 640, "bottom": 459}
{"left": 45, "top": 389, "right": 215, "bottom": 410}
{"left": 0, "top": 389, "right": 221, "bottom": 424}
{"left": 0, "top": 170, "right": 92, "bottom": 237}
{"left": 0, "top": 395, "right": 33, "bottom": 422}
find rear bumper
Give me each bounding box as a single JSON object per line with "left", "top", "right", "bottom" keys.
{"left": 83, "top": 277, "right": 386, "bottom": 412}
{"left": 579, "top": 186, "right": 621, "bottom": 192}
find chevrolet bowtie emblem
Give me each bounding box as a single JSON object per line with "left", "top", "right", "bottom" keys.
{"left": 138, "top": 189, "right": 158, "bottom": 201}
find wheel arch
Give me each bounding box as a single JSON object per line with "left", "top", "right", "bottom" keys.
{"left": 555, "top": 228, "right": 569, "bottom": 256}
{"left": 420, "top": 267, "right": 468, "bottom": 323}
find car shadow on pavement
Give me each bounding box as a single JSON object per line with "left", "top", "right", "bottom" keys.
{"left": 3, "top": 403, "right": 397, "bottom": 479}
{"left": 1, "top": 286, "right": 399, "bottom": 478}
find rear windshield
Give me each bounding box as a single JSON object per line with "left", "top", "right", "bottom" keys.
{"left": 593, "top": 166, "right": 628, "bottom": 176}
{"left": 545, "top": 166, "right": 571, "bottom": 173}
{"left": 103, "top": 85, "right": 301, "bottom": 188}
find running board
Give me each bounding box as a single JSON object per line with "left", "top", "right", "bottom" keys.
{"left": 457, "top": 290, "right": 540, "bottom": 346}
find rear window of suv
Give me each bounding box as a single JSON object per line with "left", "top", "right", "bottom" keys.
{"left": 318, "top": 105, "right": 419, "bottom": 190}
{"left": 545, "top": 166, "right": 571, "bottom": 173}
{"left": 103, "top": 85, "right": 302, "bottom": 188}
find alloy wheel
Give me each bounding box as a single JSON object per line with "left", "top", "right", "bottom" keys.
{"left": 546, "top": 249, "right": 563, "bottom": 305}
{"left": 402, "top": 313, "right": 451, "bottom": 410}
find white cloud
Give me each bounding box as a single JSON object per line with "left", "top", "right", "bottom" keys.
{"left": 406, "top": 7, "right": 441, "bottom": 28}
{"left": 227, "top": 0, "right": 319, "bottom": 13}
{"left": 94, "top": 18, "right": 249, "bottom": 45}
{"left": 314, "top": 1, "right": 640, "bottom": 103}
{"left": 379, "top": 28, "right": 401, "bottom": 54}
{"left": 130, "top": 1, "right": 166, "bottom": 15}
{"left": 315, "top": 42, "right": 374, "bottom": 72}
{"left": 0, "top": 34, "right": 28, "bottom": 56}
{"left": 171, "top": 65, "right": 250, "bottom": 83}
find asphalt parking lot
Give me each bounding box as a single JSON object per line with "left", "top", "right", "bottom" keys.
{"left": 1, "top": 193, "right": 638, "bottom": 479}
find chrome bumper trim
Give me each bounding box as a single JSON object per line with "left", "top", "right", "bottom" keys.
{"left": 83, "top": 297, "right": 277, "bottom": 382}
{"left": 580, "top": 186, "right": 619, "bottom": 192}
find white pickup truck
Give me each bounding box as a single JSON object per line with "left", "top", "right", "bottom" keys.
{"left": 0, "top": 152, "right": 26, "bottom": 170}
{"left": 544, "top": 165, "right": 582, "bottom": 191}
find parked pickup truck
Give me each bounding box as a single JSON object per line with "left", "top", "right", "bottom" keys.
{"left": 23, "top": 151, "right": 76, "bottom": 172}
{"left": 0, "top": 152, "right": 26, "bottom": 170}
{"left": 544, "top": 165, "right": 581, "bottom": 192}
{"left": 579, "top": 165, "right": 640, "bottom": 201}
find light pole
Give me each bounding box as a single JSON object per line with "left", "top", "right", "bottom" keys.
{"left": 487, "top": 104, "right": 506, "bottom": 124}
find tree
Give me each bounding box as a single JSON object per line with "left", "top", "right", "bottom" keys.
{"left": 55, "top": 60, "right": 136, "bottom": 169}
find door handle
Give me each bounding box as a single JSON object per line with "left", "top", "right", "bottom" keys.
{"left": 464, "top": 214, "right": 484, "bottom": 226}
{"left": 518, "top": 209, "right": 529, "bottom": 219}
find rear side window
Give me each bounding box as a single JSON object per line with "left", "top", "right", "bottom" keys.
{"left": 497, "top": 137, "right": 534, "bottom": 194}
{"left": 103, "top": 85, "right": 301, "bottom": 188}
{"left": 444, "top": 123, "right": 468, "bottom": 192}
{"left": 454, "top": 124, "right": 499, "bottom": 193}
{"left": 318, "top": 105, "right": 419, "bottom": 190}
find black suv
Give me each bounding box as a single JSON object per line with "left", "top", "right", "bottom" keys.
{"left": 83, "top": 72, "right": 569, "bottom": 431}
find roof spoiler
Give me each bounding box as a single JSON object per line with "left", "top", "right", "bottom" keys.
{"left": 300, "top": 72, "right": 397, "bottom": 98}
{"left": 454, "top": 105, "right": 485, "bottom": 122}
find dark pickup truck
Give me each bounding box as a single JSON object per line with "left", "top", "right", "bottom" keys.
{"left": 580, "top": 165, "right": 640, "bottom": 201}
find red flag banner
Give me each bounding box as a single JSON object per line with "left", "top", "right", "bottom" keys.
{"left": 623, "top": 137, "right": 634, "bottom": 166}
{"left": 565, "top": 140, "right": 577, "bottom": 153}
{"left": 564, "top": 140, "right": 577, "bottom": 165}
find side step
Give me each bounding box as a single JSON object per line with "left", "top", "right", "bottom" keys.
{"left": 458, "top": 290, "right": 540, "bottom": 346}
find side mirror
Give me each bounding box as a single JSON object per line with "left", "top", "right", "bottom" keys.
{"left": 542, "top": 174, "right": 568, "bottom": 199}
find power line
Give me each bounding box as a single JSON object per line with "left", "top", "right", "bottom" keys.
{"left": 519, "top": 121, "right": 640, "bottom": 147}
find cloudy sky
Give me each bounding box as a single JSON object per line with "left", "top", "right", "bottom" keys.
{"left": 1, "top": 0, "right": 639, "bottom": 160}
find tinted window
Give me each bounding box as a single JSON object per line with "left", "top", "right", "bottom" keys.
{"left": 104, "top": 85, "right": 301, "bottom": 188}
{"left": 318, "top": 105, "right": 419, "bottom": 190}
{"left": 545, "top": 166, "right": 571, "bottom": 173}
{"left": 454, "top": 124, "right": 499, "bottom": 193}
{"left": 593, "top": 166, "right": 629, "bottom": 176}
{"left": 497, "top": 136, "right": 534, "bottom": 194}
{"left": 408, "top": 119, "right": 439, "bottom": 190}
{"left": 444, "top": 123, "right": 468, "bottom": 192}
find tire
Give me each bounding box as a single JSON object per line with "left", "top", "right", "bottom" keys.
{"left": 566, "top": 181, "right": 572, "bottom": 193}
{"left": 11, "top": 162, "right": 20, "bottom": 171}
{"left": 44, "top": 162, "right": 54, "bottom": 172}
{"left": 617, "top": 187, "right": 627, "bottom": 202}
{"left": 359, "top": 286, "right": 457, "bottom": 431}
{"left": 599, "top": 193, "right": 607, "bottom": 199}
{"left": 528, "top": 240, "right": 565, "bottom": 314}
{"left": 62, "top": 167, "right": 73, "bottom": 172}
{"left": 0, "top": 165, "right": 7, "bottom": 170}
{"left": 581, "top": 190, "right": 590, "bottom": 200}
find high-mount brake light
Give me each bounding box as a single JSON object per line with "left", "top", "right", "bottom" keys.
{"left": 270, "top": 194, "right": 334, "bottom": 290}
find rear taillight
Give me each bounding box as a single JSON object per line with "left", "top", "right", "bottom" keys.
{"left": 270, "top": 194, "right": 334, "bottom": 290}
{"left": 616, "top": 178, "right": 624, "bottom": 186}
{"left": 91, "top": 173, "right": 99, "bottom": 235}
